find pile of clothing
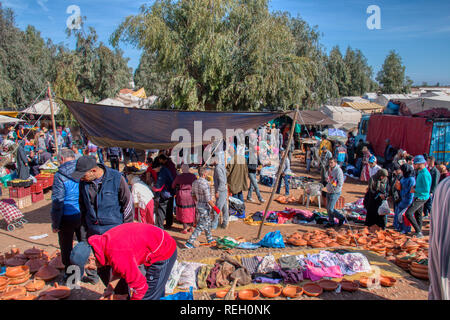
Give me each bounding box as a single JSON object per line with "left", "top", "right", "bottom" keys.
{"left": 343, "top": 198, "right": 367, "bottom": 224}
{"left": 249, "top": 207, "right": 316, "bottom": 225}
{"left": 172, "top": 250, "right": 372, "bottom": 291}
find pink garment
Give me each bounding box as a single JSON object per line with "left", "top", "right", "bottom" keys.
{"left": 172, "top": 173, "right": 197, "bottom": 224}
{"left": 134, "top": 199, "right": 155, "bottom": 225}
{"left": 303, "top": 261, "right": 343, "bottom": 281}
{"left": 285, "top": 208, "right": 314, "bottom": 219}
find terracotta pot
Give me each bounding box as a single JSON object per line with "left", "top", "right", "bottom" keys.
{"left": 358, "top": 237, "right": 368, "bottom": 245}
{"left": 311, "top": 242, "right": 327, "bottom": 249}
{"left": 0, "top": 286, "right": 27, "bottom": 300}
{"left": 0, "top": 276, "right": 9, "bottom": 288}
{"left": 238, "top": 289, "right": 259, "bottom": 300}
{"left": 24, "top": 247, "right": 43, "bottom": 259}
{"left": 25, "top": 279, "right": 46, "bottom": 292}
{"left": 38, "top": 294, "right": 59, "bottom": 300}
{"left": 49, "top": 255, "right": 65, "bottom": 270}
{"left": 380, "top": 276, "right": 396, "bottom": 287}
{"left": 282, "top": 286, "right": 303, "bottom": 298}
{"left": 215, "top": 289, "right": 237, "bottom": 299}
{"left": 317, "top": 279, "right": 338, "bottom": 291}
{"left": 40, "top": 283, "right": 71, "bottom": 299}
{"left": 410, "top": 262, "right": 428, "bottom": 271}
{"left": 258, "top": 285, "right": 281, "bottom": 298}
{"left": 8, "top": 273, "right": 31, "bottom": 285}
{"left": 358, "top": 276, "right": 377, "bottom": 288}
{"left": 289, "top": 238, "right": 307, "bottom": 246}
{"left": 410, "top": 270, "right": 429, "bottom": 280}
{"left": 5, "top": 256, "right": 27, "bottom": 267}
{"left": 303, "top": 283, "right": 323, "bottom": 297}
{"left": 5, "top": 266, "right": 30, "bottom": 278}
{"left": 328, "top": 242, "right": 340, "bottom": 248}
{"left": 25, "top": 258, "right": 47, "bottom": 273}
{"left": 34, "top": 264, "right": 60, "bottom": 281}
{"left": 14, "top": 293, "right": 38, "bottom": 300}
{"left": 340, "top": 280, "right": 359, "bottom": 292}
{"left": 303, "top": 234, "right": 311, "bottom": 241}
{"left": 307, "top": 240, "right": 317, "bottom": 247}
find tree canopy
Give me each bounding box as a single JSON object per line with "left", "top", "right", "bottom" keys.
{"left": 376, "top": 50, "right": 412, "bottom": 94}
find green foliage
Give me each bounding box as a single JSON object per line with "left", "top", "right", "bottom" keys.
{"left": 344, "top": 47, "right": 377, "bottom": 96}
{"left": 376, "top": 50, "right": 412, "bottom": 94}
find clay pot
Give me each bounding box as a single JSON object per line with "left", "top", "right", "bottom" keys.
{"left": 258, "top": 285, "right": 281, "bottom": 298}
{"left": 215, "top": 289, "right": 237, "bottom": 299}
{"left": 34, "top": 264, "right": 60, "bottom": 281}
{"left": 358, "top": 276, "right": 376, "bottom": 288}
{"left": 0, "top": 276, "right": 9, "bottom": 288}
{"left": 49, "top": 255, "right": 65, "bottom": 270}
{"left": 288, "top": 238, "right": 307, "bottom": 246}
{"left": 380, "top": 276, "right": 396, "bottom": 287}
{"left": 25, "top": 258, "right": 47, "bottom": 273}
{"left": 14, "top": 293, "right": 38, "bottom": 300}
{"left": 0, "top": 286, "right": 27, "bottom": 300}
{"left": 5, "top": 266, "right": 30, "bottom": 278}
{"left": 38, "top": 294, "right": 59, "bottom": 300}
{"left": 317, "top": 279, "right": 338, "bottom": 291}
{"left": 311, "top": 242, "right": 327, "bottom": 249}
{"left": 5, "top": 256, "right": 27, "bottom": 267}
{"left": 4, "top": 248, "right": 20, "bottom": 259}
{"left": 238, "top": 289, "right": 259, "bottom": 300}
{"left": 302, "top": 283, "right": 323, "bottom": 297}
{"left": 303, "top": 234, "right": 311, "bottom": 241}
{"left": 39, "top": 283, "right": 71, "bottom": 299}
{"left": 282, "top": 286, "right": 303, "bottom": 298}
{"left": 25, "top": 279, "right": 45, "bottom": 292}
{"left": 8, "top": 273, "right": 31, "bottom": 285}
{"left": 24, "top": 247, "right": 43, "bottom": 259}
{"left": 410, "top": 269, "right": 429, "bottom": 280}
{"left": 410, "top": 262, "right": 428, "bottom": 272}
{"left": 358, "top": 237, "right": 368, "bottom": 245}
{"left": 340, "top": 280, "right": 359, "bottom": 292}
{"left": 402, "top": 239, "right": 419, "bottom": 250}
{"left": 327, "top": 242, "right": 340, "bottom": 248}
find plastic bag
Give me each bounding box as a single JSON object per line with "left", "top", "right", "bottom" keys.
{"left": 216, "top": 236, "right": 240, "bottom": 250}
{"left": 177, "top": 262, "right": 205, "bottom": 290}
{"left": 160, "top": 286, "right": 193, "bottom": 300}
{"left": 378, "top": 200, "right": 390, "bottom": 216}
{"left": 165, "top": 260, "right": 185, "bottom": 294}
{"left": 258, "top": 230, "right": 285, "bottom": 248}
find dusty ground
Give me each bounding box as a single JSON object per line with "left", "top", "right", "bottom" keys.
{"left": 0, "top": 154, "right": 429, "bottom": 300}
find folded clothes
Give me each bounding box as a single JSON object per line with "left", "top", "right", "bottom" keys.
{"left": 256, "top": 255, "right": 280, "bottom": 273}
{"left": 241, "top": 256, "right": 261, "bottom": 274}
{"left": 251, "top": 271, "right": 282, "bottom": 280}
{"left": 279, "top": 268, "right": 304, "bottom": 284}
{"left": 278, "top": 255, "right": 300, "bottom": 269}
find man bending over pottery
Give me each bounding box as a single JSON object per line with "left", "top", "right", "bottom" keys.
{"left": 71, "top": 223, "right": 177, "bottom": 300}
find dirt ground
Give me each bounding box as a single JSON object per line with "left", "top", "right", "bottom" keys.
{"left": 0, "top": 154, "right": 430, "bottom": 300}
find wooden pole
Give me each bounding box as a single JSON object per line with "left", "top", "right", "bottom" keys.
{"left": 256, "top": 107, "right": 299, "bottom": 239}
{"left": 47, "top": 82, "right": 59, "bottom": 156}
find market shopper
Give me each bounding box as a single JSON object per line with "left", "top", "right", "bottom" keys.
{"left": 423, "top": 156, "right": 440, "bottom": 217}
{"left": 152, "top": 158, "right": 175, "bottom": 229}
{"left": 396, "top": 164, "right": 415, "bottom": 233}
{"left": 437, "top": 164, "right": 450, "bottom": 183}
{"left": 185, "top": 167, "right": 220, "bottom": 249}
{"left": 305, "top": 145, "right": 313, "bottom": 173}
{"left": 50, "top": 148, "right": 81, "bottom": 282}
{"left": 71, "top": 223, "right": 177, "bottom": 300}
{"left": 360, "top": 147, "right": 372, "bottom": 182}
{"left": 73, "top": 155, "right": 133, "bottom": 290}
{"left": 403, "top": 155, "right": 431, "bottom": 238}
{"left": 276, "top": 149, "right": 292, "bottom": 196}
{"left": 319, "top": 146, "right": 332, "bottom": 186}
{"left": 171, "top": 164, "right": 196, "bottom": 233}
{"left": 389, "top": 162, "right": 403, "bottom": 230}
{"left": 364, "top": 169, "right": 389, "bottom": 230}
{"left": 428, "top": 176, "right": 450, "bottom": 300}
{"left": 126, "top": 168, "right": 155, "bottom": 225}
{"left": 368, "top": 156, "right": 381, "bottom": 178}
{"left": 246, "top": 145, "right": 265, "bottom": 204}
{"left": 106, "top": 147, "right": 122, "bottom": 171}
{"left": 335, "top": 141, "right": 347, "bottom": 168}
{"left": 16, "top": 140, "right": 30, "bottom": 180}
{"left": 324, "top": 158, "right": 345, "bottom": 228}
{"left": 212, "top": 151, "right": 229, "bottom": 230}
{"left": 227, "top": 151, "right": 248, "bottom": 202}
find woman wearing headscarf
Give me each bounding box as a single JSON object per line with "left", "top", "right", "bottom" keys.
{"left": 364, "top": 169, "right": 389, "bottom": 230}
{"left": 360, "top": 146, "right": 372, "bottom": 182}
{"left": 16, "top": 140, "right": 30, "bottom": 180}
{"left": 171, "top": 164, "right": 197, "bottom": 233}
{"left": 126, "top": 169, "right": 155, "bottom": 225}
{"left": 396, "top": 164, "right": 415, "bottom": 233}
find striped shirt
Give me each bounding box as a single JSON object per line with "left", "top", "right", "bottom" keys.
{"left": 191, "top": 177, "right": 211, "bottom": 204}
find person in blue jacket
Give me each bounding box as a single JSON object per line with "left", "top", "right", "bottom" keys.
{"left": 396, "top": 164, "right": 416, "bottom": 233}
{"left": 51, "top": 148, "right": 81, "bottom": 281}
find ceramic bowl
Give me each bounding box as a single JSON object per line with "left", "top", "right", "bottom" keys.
{"left": 302, "top": 283, "right": 323, "bottom": 297}
{"left": 25, "top": 279, "right": 46, "bottom": 292}
{"left": 215, "top": 289, "right": 237, "bottom": 299}
{"left": 238, "top": 289, "right": 260, "bottom": 300}
{"left": 340, "top": 280, "right": 359, "bottom": 292}
{"left": 5, "top": 265, "right": 29, "bottom": 278}
{"left": 380, "top": 276, "right": 397, "bottom": 287}
{"left": 282, "top": 286, "right": 303, "bottom": 298}
{"left": 317, "top": 279, "right": 338, "bottom": 291}
{"left": 258, "top": 285, "right": 281, "bottom": 298}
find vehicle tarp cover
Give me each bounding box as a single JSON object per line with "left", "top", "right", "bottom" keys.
{"left": 62, "top": 99, "right": 286, "bottom": 149}
{"left": 366, "top": 114, "right": 433, "bottom": 157}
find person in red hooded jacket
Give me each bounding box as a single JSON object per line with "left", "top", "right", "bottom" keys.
{"left": 71, "top": 222, "right": 177, "bottom": 300}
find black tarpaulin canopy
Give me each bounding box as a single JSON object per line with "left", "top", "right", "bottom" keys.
{"left": 286, "top": 109, "right": 338, "bottom": 126}
{"left": 62, "top": 99, "right": 289, "bottom": 149}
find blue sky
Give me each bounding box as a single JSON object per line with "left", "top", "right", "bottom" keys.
{"left": 2, "top": 0, "right": 450, "bottom": 85}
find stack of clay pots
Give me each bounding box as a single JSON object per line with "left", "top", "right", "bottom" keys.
{"left": 409, "top": 260, "right": 429, "bottom": 280}
{"left": 275, "top": 195, "right": 298, "bottom": 204}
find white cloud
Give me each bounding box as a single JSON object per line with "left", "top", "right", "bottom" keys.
{"left": 37, "top": 0, "right": 48, "bottom": 12}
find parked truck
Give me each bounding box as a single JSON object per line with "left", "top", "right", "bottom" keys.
{"left": 355, "top": 114, "right": 449, "bottom": 164}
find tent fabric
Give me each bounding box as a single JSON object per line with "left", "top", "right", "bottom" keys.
{"left": 320, "top": 105, "right": 362, "bottom": 128}
{"left": 287, "top": 110, "right": 337, "bottom": 126}
{"left": 20, "top": 99, "right": 61, "bottom": 115}
{"left": 341, "top": 101, "right": 384, "bottom": 113}
{"left": 62, "top": 99, "right": 286, "bottom": 149}
{"left": 0, "top": 115, "right": 24, "bottom": 124}
{"left": 366, "top": 114, "right": 433, "bottom": 157}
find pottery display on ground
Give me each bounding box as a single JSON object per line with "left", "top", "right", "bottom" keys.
{"left": 14, "top": 293, "right": 38, "bottom": 300}
{"left": 214, "top": 289, "right": 237, "bottom": 299}
{"left": 238, "top": 289, "right": 260, "bottom": 300}
{"left": 49, "top": 255, "right": 65, "bottom": 270}
{"left": 0, "top": 286, "right": 27, "bottom": 300}
{"left": 380, "top": 276, "right": 397, "bottom": 287}
{"left": 25, "top": 258, "right": 47, "bottom": 273}
{"left": 5, "top": 265, "right": 29, "bottom": 278}
{"left": 5, "top": 256, "right": 27, "bottom": 267}
{"left": 39, "top": 283, "right": 71, "bottom": 299}
{"left": 302, "top": 283, "right": 323, "bottom": 297}
{"left": 340, "top": 280, "right": 359, "bottom": 292}
{"left": 258, "top": 285, "right": 281, "bottom": 298}
{"left": 24, "top": 247, "right": 43, "bottom": 260}
{"left": 8, "top": 273, "right": 31, "bottom": 285}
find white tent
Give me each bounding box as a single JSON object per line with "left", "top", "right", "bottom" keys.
{"left": 390, "top": 96, "right": 450, "bottom": 114}
{"left": 97, "top": 98, "right": 126, "bottom": 107}
{"left": 376, "top": 94, "right": 420, "bottom": 107}
{"left": 0, "top": 115, "right": 24, "bottom": 124}
{"left": 20, "top": 99, "right": 61, "bottom": 115}
{"left": 320, "top": 105, "right": 362, "bottom": 129}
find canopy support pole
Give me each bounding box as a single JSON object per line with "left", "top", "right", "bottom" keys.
{"left": 256, "top": 107, "right": 299, "bottom": 239}
{"left": 47, "top": 82, "right": 59, "bottom": 156}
